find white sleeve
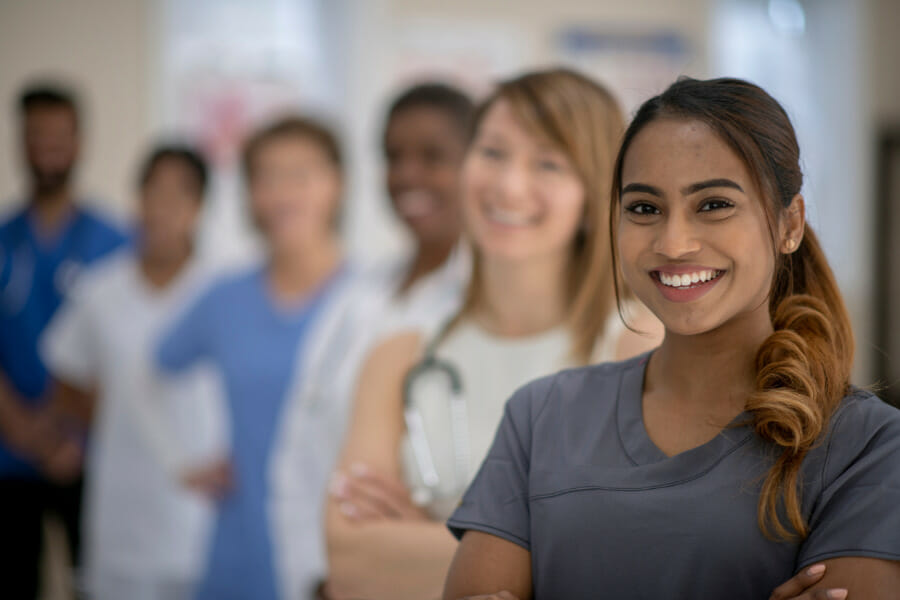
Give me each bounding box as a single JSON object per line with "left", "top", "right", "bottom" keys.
{"left": 40, "top": 286, "right": 99, "bottom": 388}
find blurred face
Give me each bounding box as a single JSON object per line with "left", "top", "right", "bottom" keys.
{"left": 139, "top": 158, "right": 202, "bottom": 261}
{"left": 617, "top": 118, "right": 777, "bottom": 336}
{"left": 384, "top": 106, "right": 467, "bottom": 247}
{"left": 22, "top": 106, "right": 79, "bottom": 193}
{"left": 461, "top": 99, "right": 585, "bottom": 265}
{"left": 248, "top": 135, "right": 341, "bottom": 251}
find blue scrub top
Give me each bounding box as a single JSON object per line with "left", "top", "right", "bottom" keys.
{"left": 0, "top": 206, "right": 129, "bottom": 477}
{"left": 449, "top": 353, "right": 900, "bottom": 599}
{"left": 157, "top": 265, "right": 344, "bottom": 600}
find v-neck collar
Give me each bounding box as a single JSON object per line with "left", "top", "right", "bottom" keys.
{"left": 616, "top": 353, "right": 754, "bottom": 470}
{"left": 25, "top": 206, "right": 82, "bottom": 255}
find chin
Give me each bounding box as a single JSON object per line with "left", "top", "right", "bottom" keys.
{"left": 647, "top": 305, "right": 721, "bottom": 338}
{"left": 479, "top": 242, "right": 541, "bottom": 264}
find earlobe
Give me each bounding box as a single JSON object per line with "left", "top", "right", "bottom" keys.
{"left": 781, "top": 194, "right": 805, "bottom": 254}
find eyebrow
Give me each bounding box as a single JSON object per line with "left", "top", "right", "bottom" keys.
{"left": 682, "top": 178, "right": 744, "bottom": 194}
{"left": 621, "top": 178, "right": 744, "bottom": 197}
{"left": 621, "top": 183, "right": 663, "bottom": 196}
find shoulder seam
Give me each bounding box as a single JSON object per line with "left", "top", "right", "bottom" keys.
{"left": 532, "top": 372, "right": 559, "bottom": 424}
{"left": 821, "top": 393, "right": 868, "bottom": 485}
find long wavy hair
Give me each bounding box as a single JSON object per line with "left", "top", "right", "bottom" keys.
{"left": 609, "top": 77, "right": 854, "bottom": 540}
{"left": 453, "top": 68, "right": 625, "bottom": 363}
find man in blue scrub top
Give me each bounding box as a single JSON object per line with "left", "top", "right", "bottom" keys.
{"left": 0, "top": 84, "right": 128, "bottom": 599}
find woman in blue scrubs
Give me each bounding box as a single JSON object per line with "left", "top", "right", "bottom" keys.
{"left": 444, "top": 78, "right": 900, "bottom": 598}
{"left": 157, "top": 116, "right": 349, "bottom": 600}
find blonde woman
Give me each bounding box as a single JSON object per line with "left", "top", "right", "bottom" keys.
{"left": 324, "top": 68, "right": 660, "bottom": 600}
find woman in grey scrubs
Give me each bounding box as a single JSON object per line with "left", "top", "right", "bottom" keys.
{"left": 444, "top": 77, "right": 900, "bottom": 599}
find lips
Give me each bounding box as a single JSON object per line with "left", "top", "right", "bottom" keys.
{"left": 481, "top": 202, "right": 539, "bottom": 229}
{"left": 650, "top": 268, "right": 725, "bottom": 303}
{"left": 395, "top": 189, "right": 440, "bottom": 219}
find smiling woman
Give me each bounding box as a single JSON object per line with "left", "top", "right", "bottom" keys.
{"left": 443, "top": 77, "right": 900, "bottom": 600}
{"left": 324, "top": 68, "right": 662, "bottom": 600}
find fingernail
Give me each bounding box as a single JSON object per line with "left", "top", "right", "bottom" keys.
{"left": 827, "top": 590, "right": 848, "bottom": 600}
{"left": 329, "top": 473, "right": 347, "bottom": 497}
{"left": 806, "top": 564, "right": 826, "bottom": 576}
{"left": 350, "top": 462, "right": 368, "bottom": 477}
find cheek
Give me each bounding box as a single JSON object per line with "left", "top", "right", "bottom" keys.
{"left": 725, "top": 222, "right": 776, "bottom": 284}
{"left": 174, "top": 204, "right": 200, "bottom": 232}
{"left": 616, "top": 224, "right": 648, "bottom": 287}
{"left": 248, "top": 192, "right": 274, "bottom": 227}
{"left": 308, "top": 178, "right": 341, "bottom": 220}
{"left": 460, "top": 163, "right": 489, "bottom": 219}
{"left": 542, "top": 183, "right": 585, "bottom": 241}
{"left": 430, "top": 162, "right": 462, "bottom": 194}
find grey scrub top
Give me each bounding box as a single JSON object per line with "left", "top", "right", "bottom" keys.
{"left": 447, "top": 353, "right": 900, "bottom": 599}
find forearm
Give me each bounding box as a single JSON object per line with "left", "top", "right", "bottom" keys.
{"left": 0, "top": 372, "right": 29, "bottom": 446}
{"left": 326, "top": 504, "right": 458, "bottom": 600}
{"left": 443, "top": 532, "right": 532, "bottom": 600}
{"left": 47, "top": 379, "right": 95, "bottom": 426}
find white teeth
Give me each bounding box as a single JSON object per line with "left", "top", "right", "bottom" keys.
{"left": 486, "top": 205, "right": 532, "bottom": 226}
{"left": 658, "top": 270, "right": 720, "bottom": 288}
{"left": 396, "top": 190, "right": 438, "bottom": 218}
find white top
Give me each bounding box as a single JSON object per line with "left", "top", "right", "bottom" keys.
{"left": 40, "top": 251, "right": 226, "bottom": 581}
{"left": 361, "top": 242, "right": 470, "bottom": 339}
{"left": 271, "top": 248, "right": 469, "bottom": 599}
{"left": 401, "top": 314, "right": 624, "bottom": 521}
{"left": 305, "top": 243, "right": 470, "bottom": 422}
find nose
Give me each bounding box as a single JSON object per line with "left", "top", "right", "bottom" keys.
{"left": 390, "top": 155, "right": 423, "bottom": 188}
{"left": 497, "top": 161, "right": 530, "bottom": 202}
{"left": 654, "top": 212, "right": 701, "bottom": 259}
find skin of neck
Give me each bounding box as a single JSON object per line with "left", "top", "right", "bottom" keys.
{"left": 475, "top": 249, "right": 570, "bottom": 337}
{"left": 30, "top": 183, "right": 74, "bottom": 234}
{"left": 647, "top": 296, "right": 775, "bottom": 416}
{"left": 400, "top": 235, "right": 458, "bottom": 294}
{"left": 139, "top": 243, "right": 193, "bottom": 290}
{"left": 268, "top": 232, "right": 342, "bottom": 303}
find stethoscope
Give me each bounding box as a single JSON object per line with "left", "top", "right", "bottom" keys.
{"left": 402, "top": 324, "right": 471, "bottom": 503}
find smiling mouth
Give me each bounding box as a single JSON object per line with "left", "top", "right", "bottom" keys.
{"left": 483, "top": 204, "right": 537, "bottom": 227}
{"left": 396, "top": 189, "right": 440, "bottom": 219}
{"left": 652, "top": 269, "right": 725, "bottom": 289}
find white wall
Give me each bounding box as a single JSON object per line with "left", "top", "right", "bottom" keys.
{"left": 340, "top": 0, "right": 714, "bottom": 261}
{"left": 1, "top": 0, "right": 892, "bottom": 381}
{"left": 0, "top": 0, "right": 152, "bottom": 219}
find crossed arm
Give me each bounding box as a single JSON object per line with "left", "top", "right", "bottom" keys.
{"left": 324, "top": 332, "right": 460, "bottom": 600}
{"left": 443, "top": 530, "right": 900, "bottom": 600}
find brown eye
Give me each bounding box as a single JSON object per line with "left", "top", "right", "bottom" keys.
{"left": 699, "top": 198, "right": 734, "bottom": 212}
{"left": 625, "top": 202, "right": 660, "bottom": 216}
{"left": 478, "top": 146, "right": 504, "bottom": 161}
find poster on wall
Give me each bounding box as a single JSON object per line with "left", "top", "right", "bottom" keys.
{"left": 155, "top": 0, "right": 337, "bottom": 265}
{"left": 554, "top": 27, "right": 692, "bottom": 116}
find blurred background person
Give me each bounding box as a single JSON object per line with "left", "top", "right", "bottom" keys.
{"left": 324, "top": 68, "right": 662, "bottom": 600}
{"left": 0, "top": 83, "right": 128, "bottom": 600}
{"left": 39, "top": 144, "right": 225, "bottom": 600}
{"left": 270, "top": 82, "right": 474, "bottom": 600}
{"left": 369, "top": 82, "right": 474, "bottom": 327}
{"left": 155, "top": 116, "right": 354, "bottom": 600}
